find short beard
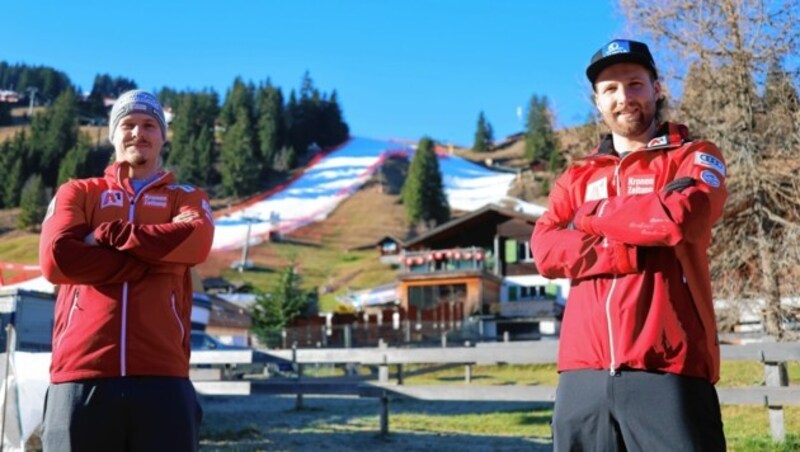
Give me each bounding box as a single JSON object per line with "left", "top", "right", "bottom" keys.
{"left": 604, "top": 109, "right": 655, "bottom": 139}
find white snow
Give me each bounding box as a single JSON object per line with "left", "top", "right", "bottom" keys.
{"left": 212, "top": 137, "right": 544, "bottom": 251}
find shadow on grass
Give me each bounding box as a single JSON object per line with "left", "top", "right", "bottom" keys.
{"left": 200, "top": 394, "right": 553, "bottom": 451}
{"left": 201, "top": 430, "right": 550, "bottom": 452}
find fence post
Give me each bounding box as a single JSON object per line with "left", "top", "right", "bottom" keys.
{"left": 441, "top": 332, "right": 447, "bottom": 348}
{"left": 503, "top": 331, "right": 509, "bottom": 343}
{"left": 763, "top": 359, "right": 789, "bottom": 442}
{"left": 396, "top": 364, "right": 404, "bottom": 385}
{"left": 465, "top": 364, "right": 472, "bottom": 384}
{"left": 378, "top": 340, "right": 389, "bottom": 384}
{"left": 293, "top": 342, "right": 304, "bottom": 410}
{"left": 379, "top": 389, "right": 390, "bottom": 437}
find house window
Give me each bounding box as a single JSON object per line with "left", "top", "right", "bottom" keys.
{"left": 408, "top": 284, "right": 467, "bottom": 310}
{"left": 508, "top": 286, "right": 518, "bottom": 302}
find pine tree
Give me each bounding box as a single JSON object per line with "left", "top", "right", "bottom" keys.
{"left": 17, "top": 174, "right": 48, "bottom": 231}
{"left": 0, "top": 102, "right": 10, "bottom": 126}
{"left": 524, "top": 94, "right": 558, "bottom": 166}
{"left": 220, "top": 108, "right": 261, "bottom": 197}
{"left": 57, "top": 134, "right": 92, "bottom": 186}
{"left": 25, "top": 88, "right": 80, "bottom": 189}
{"left": 4, "top": 131, "right": 27, "bottom": 207}
{"left": 255, "top": 82, "right": 285, "bottom": 174}
{"left": 250, "top": 262, "right": 310, "bottom": 347}
{"left": 219, "top": 77, "right": 255, "bottom": 128}
{"left": 473, "top": 111, "right": 493, "bottom": 153}
{"left": 401, "top": 137, "right": 450, "bottom": 227}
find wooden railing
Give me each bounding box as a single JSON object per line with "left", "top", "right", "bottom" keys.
{"left": 191, "top": 341, "right": 800, "bottom": 442}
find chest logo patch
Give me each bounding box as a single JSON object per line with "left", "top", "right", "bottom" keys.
{"left": 100, "top": 190, "right": 124, "bottom": 209}
{"left": 585, "top": 177, "right": 609, "bottom": 202}
{"left": 627, "top": 175, "right": 655, "bottom": 195}
{"left": 144, "top": 194, "right": 168, "bottom": 208}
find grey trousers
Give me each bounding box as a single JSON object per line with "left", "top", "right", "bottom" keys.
{"left": 553, "top": 369, "right": 726, "bottom": 452}
{"left": 41, "top": 376, "right": 202, "bottom": 452}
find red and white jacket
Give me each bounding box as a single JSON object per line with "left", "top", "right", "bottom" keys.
{"left": 39, "top": 162, "right": 214, "bottom": 383}
{"left": 531, "top": 123, "right": 727, "bottom": 383}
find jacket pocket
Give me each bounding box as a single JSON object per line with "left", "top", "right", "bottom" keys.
{"left": 170, "top": 291, "right": 186, "bottom": 342}
{"left": 56, "top": 289, "right": 81, "bottom": 350}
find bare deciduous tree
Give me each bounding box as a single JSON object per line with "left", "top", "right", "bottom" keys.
{"left": 617, "top": 0, "right": 800, "bottom": 339}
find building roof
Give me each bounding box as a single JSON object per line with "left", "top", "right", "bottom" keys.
{"left": 403, "top": 203, "right": 539, "bottom": 250}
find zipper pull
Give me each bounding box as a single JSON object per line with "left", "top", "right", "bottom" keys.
{"left": 609, "top": 368, "right": 617, "bottom": 376}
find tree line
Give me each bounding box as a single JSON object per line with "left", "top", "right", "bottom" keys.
{"left": 0, "top": 69, "right": 350, "bottom": 231}
{"left": 163, "top": 72, "right": 349, "bottom": 198}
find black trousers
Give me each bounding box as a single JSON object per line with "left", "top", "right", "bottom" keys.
{"left": 41, "top": 376, "right": 202, "bottom": 452}
{"left": 553, "top": 369, "right": 726, "bottom": 452}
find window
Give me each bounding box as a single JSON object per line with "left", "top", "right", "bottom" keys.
{"left": 508, "top": 286, "right": 518, "bottom": 302}
{"left": 408, "top": 284, "right": 467, "bottom": 310}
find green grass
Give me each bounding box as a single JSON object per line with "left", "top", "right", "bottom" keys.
{"left": 403, "top": 363, "right": 559, "bottom": 386}
{"left": 395, "top": 362, "right": 800, "bottom": 449}
{"left": 375, "top": 406, "right": 553, "bottom": 438}
{"left": 0, "top": 233, "right": 40, "bottom": 264}
{"left": 221, "top": 243, "right": 398, "bottom": 312}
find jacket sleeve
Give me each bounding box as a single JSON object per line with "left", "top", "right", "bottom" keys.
{"left": 39, "top": 182, "right": 150, "bottom": 285}
{"left": 576, "top": 142, "right": 727, "bottom": 247}
{"left": 531, "top": 170, "right": 640, "bottom": 280}
{"left": 92, "top": 187, "right": 215, "bottom": 266}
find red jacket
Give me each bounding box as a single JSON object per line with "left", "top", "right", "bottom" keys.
{"left": 39, "top": 162, "right": 214, "bottom": 383}
{"left": 531, "top": 123, "right": 727, "bottom": 383}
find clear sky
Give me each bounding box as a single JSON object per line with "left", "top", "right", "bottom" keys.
{"left": 1, "top": 1, "right": 627, "bottom": 146}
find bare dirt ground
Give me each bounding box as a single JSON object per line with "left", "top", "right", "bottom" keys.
{"left": 199, "top": 394, "right": 552, "bottom": 451}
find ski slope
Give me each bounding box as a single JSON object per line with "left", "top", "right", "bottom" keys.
{"left": 212, "top": 137, "right": 543, "bottom": 251}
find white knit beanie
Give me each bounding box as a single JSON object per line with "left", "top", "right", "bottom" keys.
{"left": 108, "top": 90, "right": 167, "bottom": 142}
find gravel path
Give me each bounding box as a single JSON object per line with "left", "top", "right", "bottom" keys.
{"left": 199, "top": 394, "right": 552, "bottom": 451}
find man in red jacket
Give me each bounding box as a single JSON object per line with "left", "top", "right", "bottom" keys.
{"left": 39, "top": 90, "right": 214, "bottom": 451}
{"left": 531, "top": 40, "right": 727, "bottom": 450}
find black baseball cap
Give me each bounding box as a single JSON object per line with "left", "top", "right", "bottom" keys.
{"left": 586, "top": 39, "right": 658, "bottom": 85}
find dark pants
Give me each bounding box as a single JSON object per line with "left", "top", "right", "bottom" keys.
{"left": 42, "top": 376, "right": 202, "bottom": 452}
{"left": 553, "top": 369, "right": 726, "bottom": 452}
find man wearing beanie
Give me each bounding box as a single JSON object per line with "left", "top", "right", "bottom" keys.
{"left": 531, "top": 40, "right": 727, "bottom": 450}
{"left": 39, "top": 89, "right": 214, "bottom": 451}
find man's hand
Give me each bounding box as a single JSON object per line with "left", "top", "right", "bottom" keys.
{"left": 662, "top": 177, "right": 696, "bottom": 193}
{"left": 567, "top": 200, "right": 601, "bottom": 231}
{"left": 172, "top": 211, "right": 200, "bottom": 223}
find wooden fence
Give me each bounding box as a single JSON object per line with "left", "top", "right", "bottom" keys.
{"left": 191, "top": 341, "right": 800, "bottom": 442}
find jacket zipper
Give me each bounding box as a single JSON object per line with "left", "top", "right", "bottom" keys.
{"left": 119, "top": 171, "right": 169, "bottom": 377}
{"left": 56, "top": 289, "right": 80, "bottom": 350}
{"left": 606, "top": 152, "right": 633, "bottom": 376}
{"left": 170, "top": 291, "right": 186, "bottom": 342}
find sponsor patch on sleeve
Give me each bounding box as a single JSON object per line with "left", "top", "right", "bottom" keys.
{"left": 202, "top": 199, "right": 213, "bottom": 221}
{"left": 44, "top": 195, "right": 57, "bottom": 222}
{"left": 694, "top": 152, "right": 726, "bottom": 176}
{"left": 700, "top": 170, "right": 721, "bottom": 188}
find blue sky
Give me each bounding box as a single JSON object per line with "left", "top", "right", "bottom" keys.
{"left": 1, "top": 1, "right": 627, "bottom": 146}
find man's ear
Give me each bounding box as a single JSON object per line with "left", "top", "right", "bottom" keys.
{"left": 653, "top": 79, "right": 663, "bottom": 98}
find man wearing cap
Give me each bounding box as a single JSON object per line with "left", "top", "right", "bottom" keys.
{"left": 531, "top": 40, "right": 727, "bottom": 450}
{"left": 39, "top": 90, "right": 214, "bottom": 451}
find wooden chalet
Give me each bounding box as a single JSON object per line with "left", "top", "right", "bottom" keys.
{"left": 397, "top": 204, "right": 542, "bottom": 338}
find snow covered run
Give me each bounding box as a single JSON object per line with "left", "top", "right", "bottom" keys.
{"left": 212, "top": 137, "right": 541, "bottom": 251}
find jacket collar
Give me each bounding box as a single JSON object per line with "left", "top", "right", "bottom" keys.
{"left": 594, "top": 122, "right": 690, "bottom": 157}
{"left": 104, "top": 161, "right": 174, "bottom": 195}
